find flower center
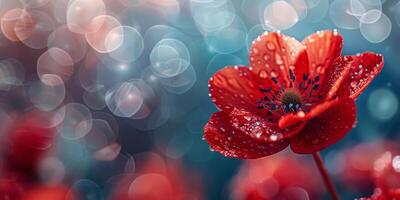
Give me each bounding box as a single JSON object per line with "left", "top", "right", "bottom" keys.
{"left": 256, "top": 71, "right": 323, "bottom": 122}
{"left": 281, "top": 89, "right": 302, "bottom": 113}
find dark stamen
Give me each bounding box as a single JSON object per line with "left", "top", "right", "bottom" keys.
{"left": 289, "top": 69, "right": 296, "bottom": 81}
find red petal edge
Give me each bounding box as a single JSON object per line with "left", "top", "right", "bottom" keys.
{"left": 209, "top": 66, "right": 268, "bottom": 114}
{"left": 302, "top": 30, "right": 343, "bottom": 78}
{"left": 203, "top": 111, "right": 289, "bottom": 159}
{"left": 229, "top": 108, "right": 304, "bottom": 142}
{"left": 278, "top": 99, "right": 339, "bottom": 129}
{"left": 337, "top": 52, "right": 384, "bottom": 99}
{"left": 317, "top": 56, "right": 353, "bottom": 100}
{"left": 290, "top": 98, "right": 356, "bottom": 154}
{"left": 249, "top": 32, "right": 308, "bottom": 87}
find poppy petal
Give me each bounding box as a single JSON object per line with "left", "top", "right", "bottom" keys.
{"left": 204, "top": 111, "right": 290, "bottom": 159}
{"left": 209, "top": 66, "right": 269, "bottom": 114}
{"left": 318, "top": 56, "right": 353, "bottom": 100}
{"left": 290, "top": 98, "right": 356, "bottom": 154}
{"left": 303, "top": 30, "right": 343, "bottom": 78}
{"left": 229, "top": 108, "right": 304, "bottom": 142}
{"left": 249, "top": 32, "right": 308, "bottom": 87}
{"left": 337, "top": 52, "right": 383, "bottom": 99}
{"left": 278, "top": 98, "right": 339, "bottom": 129}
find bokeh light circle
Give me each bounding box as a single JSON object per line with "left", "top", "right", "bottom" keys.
{"left": 85, "top": 15, "right": 122, "bottom": 53}
{"left": 66, "top": 0, "right": 106, "bottom": 34}
{"left": 15, "top": 10, "right": 55, "bottom": 49}
{"left": 368, "top": 88, "right": 398, "bottom": 120}
{"left": 105, "top": 81, "right": 144, "bottom": 118}
{"left": 48, "top": 25, "right": 88, "bottom": 63}
{"left": 360, "top": 12, "right": 391, "bottom": 43}
{"left": 107, "top": 26, "right": 144, "bottom": 63}
{"left": 190, "top": 0, "right": 236, "bottom": 34}
{"left": 29, "top": 74, "right": 65, "bottom": 111}
{"left": 0, "top": 58, "right": 25, "bottom": 90}
{"left": 1, "top": 8, "right": 24, "bottom": 42}
{"left": 56, "top": 103, "right": 93, "bottom": 140}
{"left": 67, "top": 179, "right": 103, "bottom": 200}
{"left": 37, "top": 47, "right": 74, "bottom": 83}
{"left": 19, "top": 0, "right": 51, "bottom": 8}
{"left": 206, "top": 54, "right": 244, "bottom": 77}
{"left": 204, "top": 15, "right": 247, "bottom": 54}
{"left": 150, "top": 38, "right": 190, "bottom": 78}
{"left": 83, "top": 119, "right": 118, "bottom": 153}
{"left": 330, "top": 0, "right": 360, "bottom": 29}
{"left": 263, "top": 1, "right": 299, "bottom": 30}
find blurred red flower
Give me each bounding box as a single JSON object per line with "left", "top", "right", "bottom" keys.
{"left": 21, "top": 185, "right": 73, "bottom": 200}
{"left": 357, "top": 150, "right": 400, "bottom": 200}
{"left": 0, "top": 110, "right": 61, "bottom": 199}
{"left": 230, "top": 151, "right": 325, "bottom": 200}
{"left": 337, "top": 141, "right": 398, "bottom": 192}
{"left": 2, "top": 110, "right": 56, "bottom": 179}
{"left": 204, "top": 30, "right": 383, "bottom": 158}
{"left": 110, "top": 153, "right": 203, "bottom": 200}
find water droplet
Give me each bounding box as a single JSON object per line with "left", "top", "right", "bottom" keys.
{"left": 259, "top": 70, "right": 268, "bottom": 79}
{"left": 267, "top": 42, "right": 276, "bottom": 50}
{"left": 270, "top": 134, "right": 278, "bottom": 141}
{"left": 253, "top": 48, "right": 259, "bottom": 54}
{"left": 275, "top": 54, "right": 283, "bottom": 65}
{"left": 270, "top": 71, "right": 277, "bottom": 78}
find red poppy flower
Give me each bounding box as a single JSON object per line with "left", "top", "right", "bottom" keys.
{"left": 204, "top": 30, "right": 383, "bottom": 158}
{"left": 230, "top": 151, "right": 324, "bottom": 200}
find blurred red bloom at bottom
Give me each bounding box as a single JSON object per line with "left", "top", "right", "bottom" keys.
{"left": 337, "top": 141, "right": 398, "bottom": 192}
{"left": 0, "top": 179, "right": 24, "bottom": 200}
{"left": 1, "top": 110, "right": 56, "bottom": 178}
{"left": 230, "top": 151, "right": 325, "bottom": 200}
{"left": 110, "top": 153, "right": 203, "bottom": 200}
{"left": 0, "top": 110, "right": 72, "bottom": 200}
{"left": 357, "top": 151, "right": 400, "bottom": 200}
{"left": 21, "top": 185, "right": 73, "bottom": 200}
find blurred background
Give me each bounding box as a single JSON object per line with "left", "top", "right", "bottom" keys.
{"left": 0, "top": 0, "right": 398, "bottom": 199}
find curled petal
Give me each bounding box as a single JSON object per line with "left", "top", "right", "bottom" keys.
{"left": 230, "top": 108, "right": 303, "bottom": 142}
{"left": 337, "top": 52, "right": 384, "bottom": 99}
{"left": 318, "top": 56, "right": 353, "bottom": 100}
{"left": 203, "top": 111, "right": 289, "bottom": 159}
{"left": 249, "top": 32, "right": 308, "bottom": 87}
{"left": 302, "top": 30, "right": 343, "bottom": 78}
{"left": 209, "top": 66, "right": 269, "bottom": 114}
{"left": 278, "top": 99, "right": 339, "bottom": 129}
{"left": 290, "top": 98, "right": 356, "bottom": 154}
